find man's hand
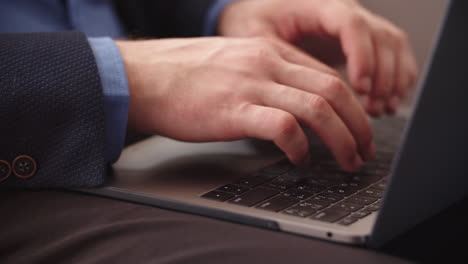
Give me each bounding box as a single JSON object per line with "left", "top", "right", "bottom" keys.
{"left": 116, "top": 37, "right": 374, "bottom": 171}
{"left": 218, "top": 0, "right": 419, "bottom": 116}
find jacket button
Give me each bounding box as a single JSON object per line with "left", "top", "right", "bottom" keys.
{"left": 0, "top": 160, "right": 11, "bottom": 182}
{"left": 12, "top": 155, "right": 37, "bottom": 179}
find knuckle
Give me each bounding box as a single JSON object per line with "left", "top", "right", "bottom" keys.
{"left": 347, "top": 13, "right": 367, "bottom": 29}
{"left": 395, "top": 29, "right": 409, "bottom": 45}
{"left": 274, "top": 113, "right": 298, "bottom": 138}
{"left": 323, "top": 76, "right": 348, "bottom": 102}
{"left": 307, "top": 95, "right": 328, "bottom": 112}
{"left": 306, "top": 95, "right": 332, "bottom": 124}
{"left": 244, "top": 47, "right": 275, "bottom": 67}
{"left": 377, "top": 29, "right": 392, "bottom": 41}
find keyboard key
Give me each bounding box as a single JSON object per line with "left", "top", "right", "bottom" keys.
{"left": 337, "top": 216, "right": 359, "bottom": 226}
{"left": 312, "top": 193, "right": 344, "bottom": 203}
{"left": 283, "top": 202, "right": 319, "bottom": 217}
{"left": 282, "top": 188, "right": 315, "bottom": 200}
{"left": 310, "top": 209, "right": 350, "bottom": 223}
{"left": 331, "top": 202, "right": 364, "bottom": 212}
{"left": 273, "top": 175, "right": 301, "bottom": 184}
{"left": 296, "top": 183, "right": 326, "bottom": 193}
{"left": 217, "top": 184, "right": 250, "bottom": 195}
{"left": 261, "top": 179, "right": 295, "bottom": 191}
{"left": 304, "top": 177, "right": 341, "bottom": 187}
{"left": 351, "top": 210, "right": 372, "bottom": 218}
{"left": 325, "top": 186, "right": 360, "bottom": 196}
{"left": 373, "top": 179, "right": 387, "bottom": 190}
{"left": 201, "top": 191, "right": 235, "bottom": 202}
{"left": 228, "top": 188, "right": 279, "bottom": 207}
{"left": 306, "top": 200, "right": 331, "bottom": 210}
{"left": 366, "top": 202, "right": 381, "bottom": 211}
{"left": 256, "top": 196, "right": 298, "bottom": 212}
{"left": 339, "top": 181, "right": 369, "bottom": 189}
{"left": 295, "top": 199, "right": 330, "bottom": 210}
{"left": 345, "top": 195, "right": 378, "bottom": 205}
{"left": 234, "top": 176, "right": 267, "bottom": 188}
{"left": 358, "top": 188, "right": 384, "bottom": 198}
{"left": 283, "top": 207, "right": 317, "bottom": 218}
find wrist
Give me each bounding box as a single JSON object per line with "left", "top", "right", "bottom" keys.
{"left": 217, "top": 0, "right": 275, "bottom": 39}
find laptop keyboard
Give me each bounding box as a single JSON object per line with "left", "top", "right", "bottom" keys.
{"left": 201, "top": 116, "right": 405, "bottom": 226}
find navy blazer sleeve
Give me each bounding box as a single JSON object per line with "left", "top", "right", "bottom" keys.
{"left": 0, "top": 31, "right": 107, "bottom": 188}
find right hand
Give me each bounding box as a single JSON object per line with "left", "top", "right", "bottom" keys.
{"left": 116, "top": 37, "right": 375, "bottom": 172}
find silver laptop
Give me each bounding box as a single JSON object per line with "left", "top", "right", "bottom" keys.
{"left": 82, "top": 0, "right": 468, "bottom": 248}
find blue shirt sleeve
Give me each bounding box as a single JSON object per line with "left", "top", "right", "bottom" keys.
{"left": 203, "top": 0, "right": 237, "bottom": 36}
{"left": 88, "top": 37, "right": 129, "bottom": 164}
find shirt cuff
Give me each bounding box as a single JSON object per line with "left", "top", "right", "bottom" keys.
{"left": 203, "top": 0, "right": 237, "bottom": 36}
{"left": 88, "top": 37, "right": 129, "bottom": 164}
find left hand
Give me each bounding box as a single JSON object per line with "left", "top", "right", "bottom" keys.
{"left": 218, "top": 0, "right": 418, "bottom": 116}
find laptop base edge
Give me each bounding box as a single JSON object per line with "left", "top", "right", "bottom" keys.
{"left": 76, "top": 186, "right": 370, "bottom": 246}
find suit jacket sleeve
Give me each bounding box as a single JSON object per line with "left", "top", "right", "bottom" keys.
{"left": 114, "top": 0, "right": 217, "bottom": 38}
{"left": 0, "top": 31, "right": 107, "bottom": 188}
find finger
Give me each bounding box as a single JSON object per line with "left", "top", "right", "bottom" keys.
{"left": 273, "top": 61, "right": 375, "bottom": 160}
{"left": 366, "top": 15, "right": 417, "bottom": 114}
{"left": 363, "top": 95, "right": 385, "bottom": 118}
{"left": 314, "top": 5, "right": 377, "bottom": 94}
{"left": 371, "top": 34, "right": 396, "bottom": 100}
{"left": 406, "top": 50, "right": 419, "bottom": 88}
{"left": 385, "top": 47, "right": 418, "bottom": 114}
{"left": 259, "top": 84, "right": 363, "bottom": 171}
{"left": 385, "top": 95, "right": 401, "bottom": 115}
{"left": 339, "top": 15, "right": 376, "bottom": 95}
{"left": 395, "top": 38, "right": 419, "bottom": 98}
{"left": 235, "top": 104, "right": 310, "bottom": 165}
{"left": 385, "top": 45, "right": 404, "bottom": 114}
{"left": 365, "top": 29, "right": 397, "bottom": 117}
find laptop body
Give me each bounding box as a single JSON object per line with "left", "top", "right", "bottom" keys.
{"left": 81, "top": 0, "right": 468, "bottom": 248}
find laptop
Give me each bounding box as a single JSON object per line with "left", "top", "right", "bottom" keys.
{"left": 81, "top": 0, "right": 468, "bottom": 248}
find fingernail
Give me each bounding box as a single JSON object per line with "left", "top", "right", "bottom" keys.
{"left": 353, "top": 154, "right": 363, "bottom": 171}
{"left": 389, "top": 96, "right": 400, "bottom": 111}
{"left": 360, "top": 77, "right": 372, "bottom": 93}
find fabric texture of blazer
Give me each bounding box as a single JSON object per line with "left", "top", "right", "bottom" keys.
{"left": 0, "top": 0, "right": 216, "bottom": 188}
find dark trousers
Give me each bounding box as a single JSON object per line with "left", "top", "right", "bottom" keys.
{"left": 1, "top": 190, "right": 464, "bottom": 264}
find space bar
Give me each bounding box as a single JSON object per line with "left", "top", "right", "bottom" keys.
{"left": 228, "top": 188, "right": 279, "bottom": 207}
